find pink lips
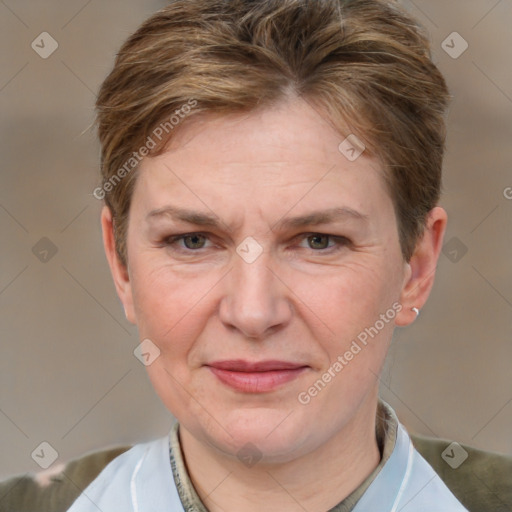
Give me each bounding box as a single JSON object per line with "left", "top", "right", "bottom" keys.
{"left": 207, "top": 359, "right": 308, "bottom": 393}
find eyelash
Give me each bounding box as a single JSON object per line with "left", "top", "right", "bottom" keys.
{"left": 163, "top": 232, "right": 351, "bottom": 254}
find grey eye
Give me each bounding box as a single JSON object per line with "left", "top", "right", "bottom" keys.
{"left": 182, "top": 234, "right": 207, "bottom": 249}
{"left": 307, "top": 234, "right": 331, "bottom": 250}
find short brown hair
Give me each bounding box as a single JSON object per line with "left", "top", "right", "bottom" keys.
{"left": 95, "top": 0, "right": 449, "bottom": 266}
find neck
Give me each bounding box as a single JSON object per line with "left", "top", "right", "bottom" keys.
{"left": 179, "top": 393, "right": 382, "bottom": 512}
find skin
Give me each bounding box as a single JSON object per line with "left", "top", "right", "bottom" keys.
{"left": 102, "top": 96, "right": 447, "bottom": 511}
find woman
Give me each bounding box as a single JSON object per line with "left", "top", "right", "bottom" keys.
{"left": 1, "top": 0, "right": 510, "bottom": 511}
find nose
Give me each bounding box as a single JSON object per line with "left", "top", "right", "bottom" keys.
{"left": 218, "top": 248, "right": 292, "bottom": 340}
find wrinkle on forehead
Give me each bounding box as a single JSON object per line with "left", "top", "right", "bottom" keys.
{"left": 132, "top": 97, "right": 395, "bottom": 243}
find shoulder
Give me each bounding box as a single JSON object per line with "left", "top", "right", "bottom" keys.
{"left": 2, "top": 435, "right": 510, "bottom": 512}
{"left": 0, "top": 446, "right": 131, "bottom": 512}
{"left": 410, "top": 433, "right": 512, "bottom": 512}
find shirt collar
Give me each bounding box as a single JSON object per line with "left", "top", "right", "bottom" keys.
{"left": 168, "top": 399, "right": 399, "bottom": 512}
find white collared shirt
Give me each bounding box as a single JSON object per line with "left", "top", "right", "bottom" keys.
{"left": 67, "top": 406, "right": 468, "bottom": 511}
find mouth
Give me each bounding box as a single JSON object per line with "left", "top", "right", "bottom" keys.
{"left": 206, "top": 359, "right": 309, "bottom": 393}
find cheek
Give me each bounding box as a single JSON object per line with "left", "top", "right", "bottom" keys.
{"left": 129, "top": 265, "right": 212, "bottom": 409}
{"left": 129, "top": 260, "right": 218, "bottom": 355}
{"left": 300, "top": 261, "right": 394, "bottom": 328}
{"left": 295, "top": 259, "right": 400, "bottom": 373}
{"left": 294, "top": 265, "right": 398, "bottom": 409}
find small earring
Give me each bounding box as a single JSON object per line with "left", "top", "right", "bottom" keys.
{"left": 412, "top": 307, "right": 420, "bottom": 317}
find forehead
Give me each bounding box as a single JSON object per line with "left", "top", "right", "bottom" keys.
{"left": 160, "top": 98, "right": 368, "bottom": 172}
{"left": 134, "top": 97, "right": 393, "bottom": 227}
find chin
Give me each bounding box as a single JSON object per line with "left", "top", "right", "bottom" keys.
{"left": 202, "top": 406, "right": 315, "bottom": 463}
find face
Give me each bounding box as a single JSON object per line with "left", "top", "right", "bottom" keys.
{"left": 110, "top": 97, "right": 416, "bottom": 462}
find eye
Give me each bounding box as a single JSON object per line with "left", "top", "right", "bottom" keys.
{"left": 298, "top": 233, "right": 350, "bottom": 252}
{"left": 182, "top": 234, "right": 207, "bottom": 250}
{"left": 305, "top": 234, "right": 331, "bottom": 250}
{"left": 165, "top": 233, "right": 211, "bottom": 251}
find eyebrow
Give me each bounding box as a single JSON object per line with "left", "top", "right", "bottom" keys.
{"left": 146, "top": 205, "right": 369, "bottom": 230}
{"left": 273, "top": 207, "right": 369, "bottom": 230}
{"left": 147, "top": 206, "right": 221, "bottom": 227}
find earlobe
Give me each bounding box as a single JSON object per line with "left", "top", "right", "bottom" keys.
{"left": 100, "top": 206, "right": 137, "bottom": 324}
{"left": 394, "top": 207, "right": 448, "bottom": 327}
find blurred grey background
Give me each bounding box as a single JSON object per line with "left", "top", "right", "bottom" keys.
{"left": 0, "top": 0, "right": 511, "bottom": 479}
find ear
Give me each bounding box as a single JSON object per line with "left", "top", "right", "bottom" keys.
{"left": 101, "top": 206, "right": 136, "bottom": 324}
{"left": 395, "top": 206, "right": 448, "bottom": 327}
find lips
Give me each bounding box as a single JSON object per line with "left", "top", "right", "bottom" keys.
{"left": 206, "top": 359, "right": 308, "bottom": 393}
{"left": 208, "top": 359, "right": 306, "bottom": 372}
